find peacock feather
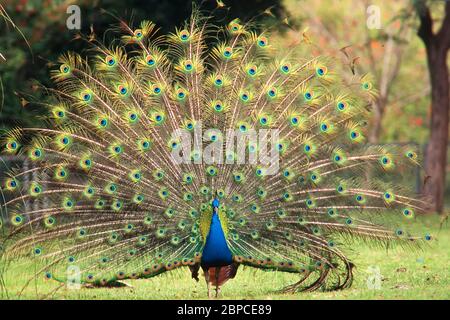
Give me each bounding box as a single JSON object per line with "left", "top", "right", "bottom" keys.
{"left": 0, "top": 10, "right": 430, "bottom": 297}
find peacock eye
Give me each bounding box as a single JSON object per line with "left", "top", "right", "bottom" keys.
{"left": 134, "top": 29, "right": 143, "bottom": 38}
{"left": 105, "top": 55, "right": 116, "bottom": 66}
{"left": 179, "top": 30, "right": 190, "bottom": 41}
{"left": 83, "top": 93, "right": 91, "bottom": 101}
{"left": 60, "top": 64, "right": 70, "bottom": 74}
{"left": 258, "top": 38, "right": 267, "bottom": 47}
{"left": 118, "top": 86, "right": 127, "bottom": 95}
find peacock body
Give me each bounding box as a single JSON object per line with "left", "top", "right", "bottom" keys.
{"left": 0, "top": 11, "right": 430, "bottom": 298}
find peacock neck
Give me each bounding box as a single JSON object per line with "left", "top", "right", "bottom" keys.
{"left": 200, "top": 208, "right": 233, "bottom": 267}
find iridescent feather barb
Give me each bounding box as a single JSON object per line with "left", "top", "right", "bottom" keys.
{"left": 0, "top": 10, "right": 431, "bottom": 297}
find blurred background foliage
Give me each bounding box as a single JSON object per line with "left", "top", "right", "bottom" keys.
{"left": 0, "top": 0, "right": 442, "bottom": 141}
{"left": 0, "top": 0, "right": 449, "bottom": 205}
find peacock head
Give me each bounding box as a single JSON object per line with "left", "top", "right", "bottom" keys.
{"left": 212, "top": 198, "right": 220, "bottom": 213}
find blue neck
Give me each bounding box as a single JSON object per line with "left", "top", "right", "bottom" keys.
{"left": 201, "top": 211, "right": 232, "bottom": 267}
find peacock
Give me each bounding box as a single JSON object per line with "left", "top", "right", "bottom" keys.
{"left": 0, "top": 10, "right": 431, "bottom": 298}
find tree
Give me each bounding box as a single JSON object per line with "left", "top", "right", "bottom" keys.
{"left": 280, "top": 0, "right": 430, "bottom": 144}
{"left": 415, "top": 0, "right": 450, "bottom": 213}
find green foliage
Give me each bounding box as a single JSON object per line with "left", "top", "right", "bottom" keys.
{"left": 0, "top": 0, "right": 285, "bottom": 129}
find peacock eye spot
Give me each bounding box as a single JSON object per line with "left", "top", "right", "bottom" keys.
{"left": 156, "top": 115, "right": 162, "bottom": 121}
{"left": 282, "top": 65, "right": 289, "bottom": 72}
{"left": 321, "top": 124, "right": 328, "bottom": 131}
{"left": 100, "top": 119, "right": 107, "bottom": 126}
{"left": 305, "top": 145, "right": 311, "bottom": 152}
{"left": 305, "top": 92, "right": 312, "bottom": 100}
{"left": 338, "top": 102, "right": 345, "bottom": 110}
{"left": 185, "top": 63, "right": 192, "bottom": 70}
{"left": 107, "top": 57, "right": 115, "bottom": 66}
{"left": 351, "top": 131, "right": 358, "bottom": 139}
{"left": 335, "top": 155, "right": 341, "bottom": 161}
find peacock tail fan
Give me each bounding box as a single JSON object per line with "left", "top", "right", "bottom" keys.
{"left": 0, "top": 10, "right": 431, "bottom": 295}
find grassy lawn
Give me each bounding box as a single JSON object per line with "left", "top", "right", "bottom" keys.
{"left": 1, "top": 215, "right": 448, "bottom": 300}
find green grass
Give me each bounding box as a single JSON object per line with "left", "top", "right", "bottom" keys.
{"left": 1, "top": 215, "right": 448, "bottom": 300}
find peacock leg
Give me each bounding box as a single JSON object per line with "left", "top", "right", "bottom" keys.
{"left": 204, "top": 268, "right": 212, "bottom": 298}
{"left": 215, "top": 286, "right": 221, "bottom": 298}
{"left": 214, "top": 266, "right": 221, "bottom": 298}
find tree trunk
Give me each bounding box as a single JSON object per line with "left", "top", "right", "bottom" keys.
{"left": 417, "top": 1, "right": 450, "bottom": 213}
{"left": 369, "top": 98, "right": 387, "bottom": 144}
{"left": 423, "top": 44, "right": 449, "bottom": 213}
